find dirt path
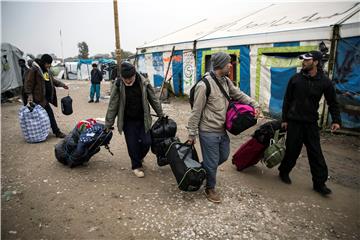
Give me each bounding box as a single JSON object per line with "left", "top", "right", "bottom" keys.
{"left": 1, "top": 80, "right": 359, "bottom": 240}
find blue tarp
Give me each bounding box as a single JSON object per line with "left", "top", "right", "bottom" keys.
{"left": 152, "top": 52, "right": 164, "bottom": 87}
{"left": 269, "top": 67, "right": 296, "bottom": 118}
{"left": 333, "top": 36, "right": 360, "bottom": 129}
{"left": 172, "top": 50, "right": 183, "bottom": 95}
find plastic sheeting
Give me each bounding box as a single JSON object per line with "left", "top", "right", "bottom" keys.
{"left": 333, "top": 36, "right": 360, "bottom": 129}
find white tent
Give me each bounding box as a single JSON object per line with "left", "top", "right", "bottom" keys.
{"left": 136, "top": 2, "right": 360, "bottom": 129}
{"left": 1, "top": 43, "right": 24, "bottom": 93}
{"left": 138, "top": 3, "right": 360, "bottom": 52}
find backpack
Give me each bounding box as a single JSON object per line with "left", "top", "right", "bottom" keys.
{"left": 61, "top": 95, "right": 73, "bottom": 115}
{"left": 189, "top": 77, "right": 211, "bottom": 109}
{"left": 262, "top": 130, "right": 286, "bottom": 168}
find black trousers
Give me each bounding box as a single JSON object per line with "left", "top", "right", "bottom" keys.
{"left": 123, "top": 120, "right": 151, "bottom": 170}
{"left": 43, "top": 103, "right": 60, "bottom": 134}
{"left": 278, "top": 121, "right": 328, "bottom": 186}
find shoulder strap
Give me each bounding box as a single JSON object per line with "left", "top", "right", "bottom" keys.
{"left": 210, "top": 72, "right": 231, "bottom": 102}
{"left": 274, "top": 130, "right": 280, "bottom": 142}
{"left": 202, "top": 77, "right": 211, "bottom": 98}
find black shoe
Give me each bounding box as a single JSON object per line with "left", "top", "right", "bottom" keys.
{"left": 313, "top": 184, "right": 332, "bottom": 196}
{"left": 55, "top": 131, "right": 66, "bottom": 138}
{"left": 279, "top": 172, "right": 292, "bottom": 184}
{"left": 95, "top": 99, "right": 99, "bottom": 103}
{"left": 88, "top": 99, "right": 94, "bottom": 103}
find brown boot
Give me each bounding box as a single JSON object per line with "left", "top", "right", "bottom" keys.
{"left": 205, "top": 188, "right": 221, "bottom": 203}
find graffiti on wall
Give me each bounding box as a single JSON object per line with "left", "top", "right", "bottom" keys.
{"left": 183, "top": 51, "right": 195, "bottom": 88}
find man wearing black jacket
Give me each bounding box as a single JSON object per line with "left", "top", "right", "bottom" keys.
{"left": 279, "top": 51, "right": 341, "bottom": 196}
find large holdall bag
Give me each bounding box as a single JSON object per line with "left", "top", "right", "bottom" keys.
{"left": 55, "top": 121, "right": 113, "bottom": 168}
{"left": 18, "top": 103, "right": 50, "bottom": 143}
{"left": 166, "top": 142, "right": 206, "bottom": 191}
{"left": 232, "top": 137, "right": 266, "bottom": 171}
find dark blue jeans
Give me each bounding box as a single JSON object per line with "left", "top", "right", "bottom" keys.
{"left": 199, "top": 131, "right": 230, "bottom": 189}
{"left": 123, "top": 120, "right": 151, "bottom": 170}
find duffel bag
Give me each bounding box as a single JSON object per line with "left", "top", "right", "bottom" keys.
{"left": 226, "top": 102, "right": 257, "bottom": 135}
{"left": 262, "top": 130, "right": 286, "bottom": 168}
{"left": 166, "top": 142, "right": 206, "bottom": 191}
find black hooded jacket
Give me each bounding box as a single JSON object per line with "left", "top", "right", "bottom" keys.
{"left": 282, "top": 70, "right": 341, "bottom": 125}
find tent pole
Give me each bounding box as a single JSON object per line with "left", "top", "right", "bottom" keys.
{"left": 321, "top": 24, "right": 340, "bottom": 129}
{"left": 113, "top": 0, "right": 122, "bottom": 81}
{"left": 159, "top": 46, "right": 175, "bottom": 101}
{"left": 193, "top": 40, "right": 197, "bottom": 84}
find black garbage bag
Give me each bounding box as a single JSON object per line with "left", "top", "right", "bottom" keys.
{"left": 253, "top": 120, "right": 286, "bottom": 147}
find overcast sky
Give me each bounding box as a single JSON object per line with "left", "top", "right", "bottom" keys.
{"left": 1, "top": 0, "right": 345, "bottom": 58}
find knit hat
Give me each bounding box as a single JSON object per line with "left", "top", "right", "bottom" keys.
{"left": 40, "top": 54, "right": 53, "bottom": 64}
{"left": 211, "top": 52, "right": 231, "bottom": 70}
{"left": 121, "top": 62, "right": 136, "bottom": 78}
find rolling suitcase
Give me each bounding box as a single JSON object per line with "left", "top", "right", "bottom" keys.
{"left": 232, "top": 137, "right": 266, "bottom": 171}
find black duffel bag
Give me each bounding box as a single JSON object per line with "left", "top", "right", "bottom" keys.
{"left": 155, "top": 137, "right": 179, "bottom": 166}
{"left": 166, "top": 142, "right": 206, "bottom": 191}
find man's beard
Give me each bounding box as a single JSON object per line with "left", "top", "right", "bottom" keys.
{"left": 302, "top": 64, "right": 313, "bottom": 73}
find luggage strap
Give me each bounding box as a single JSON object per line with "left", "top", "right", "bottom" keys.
{"left": 178, "top": 168, "right": 206, "bottom": 188}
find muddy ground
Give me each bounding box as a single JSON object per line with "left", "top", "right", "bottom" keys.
{"left": 1, "top": 80, "right": 359, "bottom": 240}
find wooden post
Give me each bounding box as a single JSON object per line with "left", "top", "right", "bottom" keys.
{"left": 322, "top": 24, "right": 340, "bottom": 129}
{"left": 159, "top": 46, "right": 175, "bottom": 101}
{"left": 113, "top": 0, "right": 122, "bottom": 77}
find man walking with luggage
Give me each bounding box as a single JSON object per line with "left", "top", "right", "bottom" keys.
{"left": 89, "top": 63, "right": 103, "bottom": 103}
{"left": 187, "top": 52, "right": 260, "bottom": 203}
{"left": 105, "top": 62, "right": 164, "bottom": 178}
{"left": 279, "top": 51, "right": 341, "bottom": 196}
{"left": 24, "top": 54, "right": 69, "bottom": 138}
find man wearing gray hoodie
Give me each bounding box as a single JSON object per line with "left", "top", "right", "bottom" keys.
{"left": 187, "top": 52, "right": 260, "bottom": 203}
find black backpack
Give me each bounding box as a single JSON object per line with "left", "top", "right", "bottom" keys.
{"left": 189, "top": 77, "right": 211, "bottom": 109}
{"left": 61, "top": 95, "right": 73, "bottom": 115}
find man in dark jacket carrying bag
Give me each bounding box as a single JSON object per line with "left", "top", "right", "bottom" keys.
{"left": 105, "top": 62, "right": 164, "bottom": 178}
{"left": 279, "top": 51, "right": 341, "bottom": 196}
{"left": 24, "top": 54, "right": 69, "bottom": 138}
{"left": 89, "top": 63, "right": 103, "bottom": 103}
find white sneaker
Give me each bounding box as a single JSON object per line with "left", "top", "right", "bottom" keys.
{"left": 133, "top": 169, "right": 144, "bottom": 178}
